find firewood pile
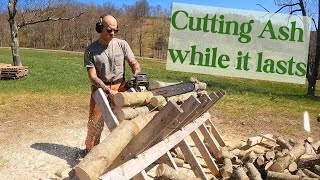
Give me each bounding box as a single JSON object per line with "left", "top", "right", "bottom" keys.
{"left": 0, "top": 64, "right": 28, "bottom": 80}
{"left": 212, "top": 134, "right": 320, "bottom": 180}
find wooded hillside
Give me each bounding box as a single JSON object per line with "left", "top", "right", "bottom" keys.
{"left": 0, "top": 0, "right": 170, "bottom": 59}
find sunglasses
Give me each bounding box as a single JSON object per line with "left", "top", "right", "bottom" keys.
{"left": 105, "top": 28, "right": 119, "bottom": 34}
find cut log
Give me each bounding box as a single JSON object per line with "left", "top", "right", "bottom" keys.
{"left": 173, "top": 158, "right": 185, "bottom": 167}
{"left": 265, "top": 151, "right": 276, "bottom": 161}
{"left": 150, "top": 80, "right": 180, "bottom": 90}
{"left": 305, "top": 142, "right": 316, "bottom": 155}
{"left": 265, "top": 160, "right": 274, "bottom": 170}
{"left": 306, "top": 137, "right": 314, "bottom": 144}
{"left": 232, "top": 167, "right": 249, "bottom": 180}
{"left": 174, "top": 147, "right": 185, "bottom": 160}
{"left": 150, "top": 95, "right": 166, "bottom": 108}
{"left": 296, "top": 169, "right": 308, "bottom": 177}
{"left": 156, "top": 163, "right": 195, "bottom": 180}
{"left": 256, "top": 155, "right": 265, "bottom": 166}
{"left": 247, "top": 134, "right": 273, "bottom": 147}
{"left": 312, "top": 165, "right": 320, "bottom": 176}
{"left": 190, "top": 77, "right": 207, "bottom": 91}
{"left": 241, "top": 151, "right": 257, "bottom": 163}
{"left": 75, "top": 112, "right": 157, "bottom": 180}
{"left": 302, "top": 169, "right": 320, "bottom": 179}
{"left": 246, "top": 162, "right": 262, "bottom": 180}
{"left": 267, "top": 171, "right": 300, "bottom": 180}
{"left": 289, "top": 138, "right": 297, "bottom": 146}
{"left": 276, "top": 137, "right": 293, "bottom": 150}
{"left": 298, "top": 154, "right": 320, "bottom": 168}
{"left": 282, "top": 148, "right": 289, "bottom": 155}
{"left": 167, "top": 92, "right": 198, "bottom": 104}
{"left": 288, "top": 162, "right": 297, "bottom": 173}
{"left": 113, "top": 91, "right": 154, "bottom": 107}
{"left": 113, "top": 106, "right": 150, "bottom": 121}
{"left": 312, "top": 140, "right": 320, "bottom": 151}
{"left": 275, "top": 151, "right": 284, "bottom": 159}
{"left": 269, "top": 144, "right": 305, "bottom": 172}
{"left": 220, "top": 158, "right": 233, "bottom": 179}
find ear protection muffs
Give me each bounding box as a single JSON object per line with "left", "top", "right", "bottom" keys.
{"left": 96, "top": 14, "right": 107, "bottom": 33}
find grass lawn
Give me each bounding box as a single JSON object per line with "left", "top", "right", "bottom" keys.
{"left": 0, "top": 47, "right": 319, "bottom": 141}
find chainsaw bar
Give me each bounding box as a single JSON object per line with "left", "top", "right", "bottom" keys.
{"left": 151, "top": 82, "right": 195, "bottom": 97}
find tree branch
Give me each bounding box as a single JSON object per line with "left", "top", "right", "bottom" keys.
{"left": 312, "top": 17, "right": 318, "bottom": 31}
{"left": 256, "top": 4, "right": 270, "bottom": 12}
{"left": 17, "top": 12, "right": 84, "bottom": 29}
{"left": 275, "top": 3, "right": 300, "bottom": 13}
{"left": 290, "top": 9, "right": 302, "bottom": 14}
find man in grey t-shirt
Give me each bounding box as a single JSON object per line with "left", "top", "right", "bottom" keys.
{"left": 82, "top": 15, "right": 141, "bottom": 154}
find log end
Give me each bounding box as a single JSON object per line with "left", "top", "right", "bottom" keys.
{"left": 114, "top": 93, "right": 124, "bottom": 107}
{"left": 269, "top": 163, "right": 284, "bottom": 172}
{"left": 75, "top": 167, "right": 91, "bottom": 180}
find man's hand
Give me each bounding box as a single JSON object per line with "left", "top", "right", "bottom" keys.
{"left": 129, "top": 60, "right": 141, "bottom": 76}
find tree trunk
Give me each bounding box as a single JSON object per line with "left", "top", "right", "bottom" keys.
{"left": 307, "top": 0, "right": 320, "bottom": 96}
{"left": 8, "top": 0, "right": 21, "bottom": 66}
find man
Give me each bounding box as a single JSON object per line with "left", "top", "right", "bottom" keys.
{"left": 82, "top": 15, "right": 141, "bottom": 155}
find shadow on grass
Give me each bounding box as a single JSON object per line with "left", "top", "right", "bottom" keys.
{"left": 30, "top": 143, "right": 81, "bottom": 167}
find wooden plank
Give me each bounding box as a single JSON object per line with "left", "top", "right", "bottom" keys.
{"left": 207, "top": 118, "right": 226, "bottom": 147}
{"left": 159, "top": 152, "right": 178, "bottom": 170}
{"left": 93, "top": 88, "right": 119, "bottom": 130}
{"left": 190, "top": 130, "right": 220, "bottom": 176}
{"left": 199, "top": 124, "right": 222, "bottom": 159}
{"left": 100, "top": 112, "right": 211, "bottom": 180}
{"left": 108, "top": 101, "right": 183, "bottom": 170}
{"left": 179, "top": 140, "right": 208, "bottom": 180}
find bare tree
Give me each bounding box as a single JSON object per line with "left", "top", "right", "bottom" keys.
{"left": 258, "top": 0, "right": 320, "bottom": 96}
{"left": 7, "top": 0, "right": 83, "bottom": 66}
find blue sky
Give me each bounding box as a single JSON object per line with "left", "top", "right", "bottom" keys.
{"left": 79, "top": 0, "right": 281, "bottom": 13}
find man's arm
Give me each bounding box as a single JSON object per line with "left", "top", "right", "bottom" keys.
{"left": 128, "top": 59, "right": 141, "bottom": 76}
{"left": 87, "top": 67, "right": 111, "bottom": 94}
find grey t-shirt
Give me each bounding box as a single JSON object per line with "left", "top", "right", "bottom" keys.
{"left": 84, "top": 38, "right": 135, "bottom": 83}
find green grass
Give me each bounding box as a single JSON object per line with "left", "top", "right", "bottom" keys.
{"left": 1, "top": 47, "right": 319, "bottom": 139}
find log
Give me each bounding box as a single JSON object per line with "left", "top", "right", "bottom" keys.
{"left": 269, "top": 144, "right": 305, "bottom": 172}
{"left": 265, "top": 151, "right": 276, "bottom": 161}
{"left": 302, "top": 169, "right": 320, "bottom": 179}
{"left": 174, "top": 147, "right": 185, "bottom": 160}
{"left": 305, "top": 142, "right": 316, "bottom": 155}
{"left": 150, "top": 95, "right": 166, "bottom": 108}
{"left": 232, "top": 167, "right": 249, "bottom": 180}
{"left": 241, "top": 151, "right": 257, "bottom": 163}
{"left": 265, "top": 160, "right": 274, "bottom": 170}
{"left": 289, "top": 138, "right": 297, "bottom": 146}
{"left": 288, "top": 162, "right": 297, "bottom": 173}
{"left": 75, "top": 112, "right": 157, "bottom": 180}
{"left": 276, "top": 137, "right": 293, "bottom": 150}
{"left": 298, "top": 154, "right": 320, "bottom": 168}
{"left": 296, "top": 169, "right": 308, "bottom": 177}
{"left": 113, "top": 106, "right": 150, "bottom": 121}
{"left": 312, "top": 140, "right": 320, "bottom": 151}
{"left": 275, "top": 151, "right": 284, "bottom": 159}
{"left": 256, "top": 155, "right": 265, "bottom": 166}
{"left": 220, "top": 158, "right": 233, "bottom": 179}
{"left": 312, "top": 165, "right": 320, "bottom": 176}
{"left": 267, "top": 171, "right": 300, "bottom": 180}
{"left": 247, "top": 134, "right": 273, "bottom": 147}
{"left": 173, "top": 158, "right": 185, "bottom": 167}
{"left": 306, "top": 137, "right": 314, "bottom": 144}
{"left": 113, "top": 91, "right": 154, "bottom": 107}
{"left": 150, "top": 80, "right": 179, "bottom": 90}
{"left": 246, "top": 162, "right": 262, "bottom": 180}
{"left": 190, "top": 77, "right": 207, "bottom": 91}
{"left": 156, "top": 163, "right": 195, "bottom": 180}
{"left": 167, "top": 92, "right": 198, "bottom": 104}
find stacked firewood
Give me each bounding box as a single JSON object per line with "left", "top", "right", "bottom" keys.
{"left": 112, "top": 78, "right": 207, "bottom": 122}
{"left": 216, "top": 135, "right": 320, "bottom": 180}
{"left": 146, "top": 135, "right": 320, "bottom": 180}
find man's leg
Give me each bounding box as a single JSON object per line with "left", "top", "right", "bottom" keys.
{"left": 85, "top": 87, "right": 104, "bottom": 150}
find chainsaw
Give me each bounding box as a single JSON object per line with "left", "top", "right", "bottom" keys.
{"left": 127, "top": 73, "right": 195, "bottom": 97}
